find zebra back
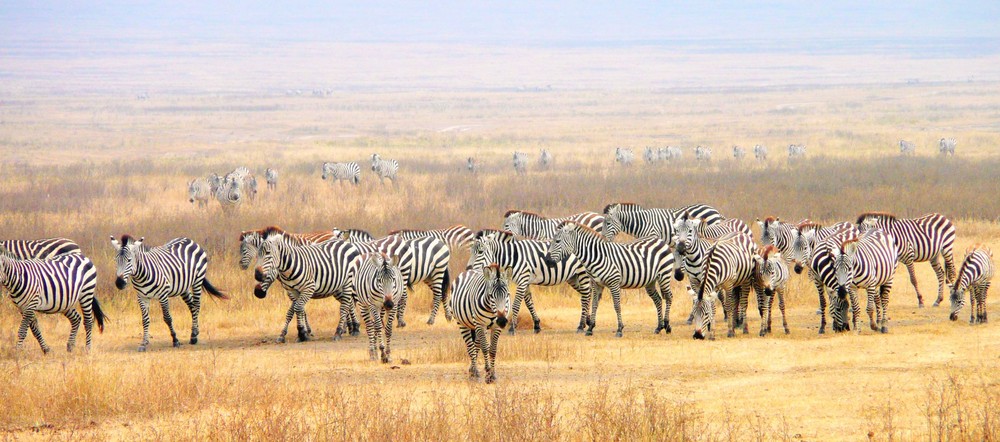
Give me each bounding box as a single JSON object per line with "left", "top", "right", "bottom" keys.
{"left": 239, "top": 227, "right": 335, "bottom": 270}
{"left": 0, "top": 238, "right": 81, "bottom": 260}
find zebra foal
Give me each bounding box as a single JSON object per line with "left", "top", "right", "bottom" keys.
{"left": 950, "top": 245, "right": 994, "bottom": 324}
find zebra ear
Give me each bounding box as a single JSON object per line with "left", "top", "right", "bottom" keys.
{"left": 389, "top": 254, "right": 400, "bottom": 267}
{"left": 110, "top": 236, "right": 121, "bottom": 249}
{"left": 843, "top": 242, "right": 857, "bottom": 255}
{"left": 136, "top": 237, "right": 145, "bottom": 247}
{"left": 755, "top": 218, "right": 763, "bottom": 227}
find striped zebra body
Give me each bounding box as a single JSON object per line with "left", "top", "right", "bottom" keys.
{"left": 253, "top": 232, "right": 362, "bottom": 342}
{"left": 0, "top": 238, "right": 80, "bottom": 259}
{"left": 539, "top": 149, "right": 553, "bottom": 168}
{"left": 546, "top": 221, "right": 674, "bottom": 337}
{"left": 390, "top": 225, "right": 476, "bottom": 252}
{"left": 466, "top": 157, "right": 478, "bottom": 174}
{"left": 239, "top": 227, "right": 335, "bottom": 270}
{"left": 950, "top": 246, "right": 994, "bottom": 324}
{"left": 370, "top": 153, "right": 399, "bottom": 183}
{"left": 513, "top": 151, "right": 528, "bottom": 174}
{"left": 332, "top": 228, "right": 376, "bottom": 243}
{"left": 452, "top": 265, "right": 512, "bottom": 384}
{"left": 939, "top": 138, "right": 956, "bottom": 156}
{"left": 789, "top": 221, "right": 857, "bottom": 317}
{"left": 245, "top": 175, "right": 258, "bottom": 202}
{"left": 112, "top": 235, "right": 228, "bottom": 351}
{"left": 671, "top": 214, "right": 751, "bottom": 323}
{"left": 733, "top": 145, "right": 746, "bottom": 160}
{"left": 643, "top": 147, "right": 658, "bottom": 164}
{"left": 188, "top": 178, "right": 212, "bottom": 207}
{"left": 0, "top": 251, "right": 104, "bottom": 353}
{"left": 322, "top": 162, "right": 361, "bottom": 185}
{"left": 469, "top": 230, "right": 593, "bottom": 335}
{"left": 659, "top": 146, "right": 682, "bottom": 161}
{"left": 832, "top": 230, "right": 898, "bottom": 333}
{"left": 615, "top": 147, "right": 634, "bottom": 166}
{"left": 691, "top": 232, "right": 758, "bottom": 340}
{"left": 214, "top": 176, "right": 243, "bottom": 212}
{"left": 602, "top": 202, "right": 723, "bottom": 241}
{"left": 899, "top": 140, "right": 916, "bottom": 156}
{"left": 753, "top": 245, "right": 790, "bottom": 336}
{"left": 857, "top": 212, "right": 957, "bottom": 307}
{"left": 265, "top": 168, "right": 278, "bottom": 190}
{"left": 758, "top": 217, "right": 810, "bottom": 259}
{"left": 207, "top": 173, "right": 223, "bottom": 194}
{"left": 753, "top": 144, "right": 768, "bottom": 161}
{"left": 353, "top": 253, "right": 404, "bottom": 362}
{"left": 806, "top": 226, "right": 859, "bottom": 334}
{"left": 503, "top": 210, "right": 605, "bottom": 240}
{"left": 695, "top": 146, "right": 712, "bottom": 162}
{"left": 788, "top": 144, "right": 807, "bottom": 160}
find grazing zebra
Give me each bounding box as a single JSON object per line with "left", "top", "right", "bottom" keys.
{"left": 803, "top": 225, "right": 859, "bottom": 333}
{"left": 788, "top": 221, "right": 857, "bottom": 316}
{"left": 643, "top": 147, "right": 658, "bottom": 164}
{"left": 753, "top": 245, "right": 790, "bottom": 336}
{"left": 253, "top": 229, "right": 362, "bottom": 342}
{"left": 857, "top": 212, "right": 956, "bottom": 307}
{"left": 787, "top": 144, "right": 807, "bottom": 160}
{"left": 513, "top": 151, "right": 528, "bottom": 174}
{"left": 950, "top": 245, "right": 994, "bottom": 324}
{"left": 331, "top": 227, "right": 376, "bottom": 243}
{"left": 214, "top": 176, "right": 243, "bottom": 212}
{"left": 546, "top": 221, "right": 674, "bottom": 337}
{"left": 939, "top": 138, "right": 956, "bottom": 156}
{"left": 539, "top": 149, "right": 553, "bottom": 168}
{"left": 899, "top": 140, "right": 916, "bottom": 156}
{"left": 503, "top": 210, "right": 605, "bottom": 240}
{"left": 239, "top": 227, "right": 335, "bottom": 270}
{"left": 452, "top": 264, "right": 512, "bottom": 384}
{"left": 694, "top": 146, "right": 712, "bottom": 162}
{"left": 602, "top": 202, "right": 723, "bottom": 241}
{"left": 691, "top": 232, "right": 758, "bottom": 340}
{"left": 732, "top": 145, "right": 746, "bottom": 160}
{"left": 188, "top": 178, "right": 212, "bottom": 207}
{"left": 753, "top": 144, "right": 768, "bottom": 161}
{"left": 468, "top": 229, "right": 593, "bottom": 335}
{"left": 466, "top": 157, "right": 478, "bottom": 174}
{"left": 353, "top": 253, "right": 404, "bottom": 362}
{"left": 0, "top": 238, "right": 80, "bottom": 259}
{"left": 615, "top": 147, "right": 634, "bottom": 166}
{"left": 265, "top": 168, "right": 278, "bottom": 190}
{"left": 831, "top": 231, "right": 898, "bottom": 333}
{"left": 370, "top": 154, "right": 399, "bottom": 184}
{"left": 322, "top": 162, "right": 361, "bottom": 185}
{"left": 671, "top": 214, "right": 751, "bottom": 324}
{"left": 0, "top": 250, "right": 105, "bottom": 353}
{"left": 389, "top": 225, "right": 476, "bottom": 252}
{"left": 110, "top": 235, "right": 228, "bottom": 351}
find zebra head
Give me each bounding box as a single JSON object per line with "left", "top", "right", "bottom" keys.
{"left": 545, "top": 222, "right": 579, "bottom": 264}
{"left": 187, "top": 180, "right": 199, "bottom": 203}
{"left": 672, "top": 214, "right": 700, "bottom": 281}
{"left": 110, "top": 235, "right": 143, "bottom": 290}
{"left": 321, "top": 162, "right": 331, "bottom": 180}
{"left": 467, "top": 231, "right": 513, "bottom": 271}
{"left": 757, "top": 217, "right": 779, "bottom": 246}
{"left": 364, "top": 253, "right": 404, "bottom": 310}
{"left": 789, "top": 226, "right": 816, "bottom": 274}
{"left": 602, "top": 207, "right": 623, "bottom": 240}
{"left": 690, "top": 284, "right": 715, "bottom": 340}
{"left": 253, "top": 238, "right": 283, "bottom": 299}
{"left": 754, "top": 246, "right": 782, "bottom": 297}
{"left": 482, "top": 264, "right": 512, "bottom": 329}
{"left": 502, "top": 211, "right": 523, "bottom": 236}
{"left": 832, "top": 239, "right": 858, "bottom": 302}
{"left": 370, "top": 154, "right": 381, "bottom": 171}
{"left": 950, "top": 278, "right": 968, "bottom": 321}
{"left": 238, "top": 230, "right": 262, "bottom": 270}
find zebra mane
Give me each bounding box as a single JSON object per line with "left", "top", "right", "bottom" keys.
{"left": 260, "top": 226, "right": 287, "bottom": 239}
{"left": 120, "top": 234, "right": 137, "bottom": 245}
{"left": 760, "top": 244, "right": 779, "bottom": 260}
{"left": 796, "top": 221, "right": 823, "bottom": 232}
{"left": 856, "top": 212, "right": 895, "bottom": 224}
{"left": 388, "top": 229, "right": 424, "bottom": 235}
{"left": 603, "top": 202, "right": 639, "bottom": 214}
{"left": 239, "top": 230, "right": 260, "bottom": 241}
{"left": 761, "top": 216, "right": 777, "bottom": 225}
{"left": 965, "top": 243, "right": 991, "bottom": 257}
{"left": 838, "top": 237, "right": 859, "bottom": 252}
{"left": 511, "top": 210, "right": 544, "bottom": 220}
{"left": 557, "top": 220, "right": 602, "bottom": 238}
{"left": 475, "top": 229, "right": 510, "bottom": 239}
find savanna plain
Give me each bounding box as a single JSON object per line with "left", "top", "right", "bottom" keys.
{"left": 2, "top": 41, "right": 1000, "bottom": 441}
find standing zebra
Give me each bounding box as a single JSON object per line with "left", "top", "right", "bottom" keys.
{"left": 539, "top": 149, "right": 553, "bottom": 169}
{"left": 602, "top": 202, "right": 723, "bottom": 241}
{"left": 214, "top": 176, "right": 243, "bottom": 212}
{"left": 468, "top": 229, "right": 593, "bottom": 335}
{"left": 265, "top": 168, "right": 278, "bottom": 190}
{"left": 466, "top": 157, "right": 478, "bottom": 174}
{"left": 857, "top": 212, "right": 956, "bottom": 307}
{"left": 111, "top": 236, "right": 228, "bottom": 351}
{"left": 322, "top": 162, "right": 361, "bottom": 185}
{"left": 691, "top": 232, "right": 758, "bottom": 340}
{"left": 757, "top": 217, "right": 810, "bottom": 259}
{"left": 899, "top": 140, "right": 916, "bottom": 156}
{"left": 615, "top": 147, "right": 634, "bottom": 166}
{"left": 803, "top": 226, "right": 859, "bottom": 333}
{"left": 643, "top": 147, "right": 658, "bottom": 164}
{"left": 245, "top": 175, "right": 258, "bottom": 202}
{"left": 753, "top": 245, "right": 790, "bottom": 336}
{"left": 950, "top": 245, "right": 994, "bottom": 324}
{"left": 0, "top": 250, "right": 105, "bottom": 353}
{"left": 353, "top": 253, "right": 404, "bottom": 362}
{"left": 660, "top": 146, "right": 682, "bottom": 161}
{"left": 788, "top": 221, "right": 857, "bottom": 316}
{"left": 671, "top": 214, "right": 752, "bottom": 323}
{"left": 939, "top": 138, "right": 956, "bottom": 156}
{"left": 513, "top": 151, "right": 528, "bottom": 174}
{"left": 787, "top": 144, "right": 807, "bottom": 160}
{"left": 732, "top": 145, "right": 746, "bottom": 160}
{"left": 694, "top": 146, "right": 712, "bottom": 162}
{"left": 753, "top": 144, "right": 768, "bottom": 161}
{"left": 452, "top": 264, "right": 512, "bottom": 384}
{"left": 188, "top": 178, "right": 212, "bottom": 207}
{"left": 239, "top": 227, "right": 335, "bottom": 270}
{"left": 370, "top": 154, "right": 399, "bottom": 184}
{"left": 0, "top": 237, "right": 80, "bottom": 259}
{"left": 832, "top": 231, "right": 898, "bottom": 333}
{"left": 503, "top": 210, "right": 605, "bottom": 240}
{"left": 546, "top": 221, "right": 674, "bottom": 337}
{"left": 389, "top": 225, "right": 476, "bottom": 253}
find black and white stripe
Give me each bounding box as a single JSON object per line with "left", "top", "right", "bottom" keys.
{"left": 671, "top": 214, "right": 751, "bottom": 323}
{"left": 939, "top": 138, "right": 956, "bottom": 156}
{"left": 389, "top": 225, "right": 476, "bottom": 253}
{"left": 695, "top": 146, "right": 712, "bottom": 162}
{"left": 353, "top": 253, "right": 404, "bottom": 362}
{"left": 615, "top": 147, "right": 634, "bottom": 166}
{"left": 757, "top": 217, "right": 809, "bottom": 259}
{"left": 949, "top": 245, "right": 994, "bottom": 324}
{"left": 322, "top": 162, "right": 361, "bottom": 185}
{"left": 239, "top": 227, "right": 335, "bottom": 270}
{"left": 832, "top": 230, "right": 898, "bottom": 333}
{"left": 188, "top": 178, "right": 212, "bottom": 207}
{"left": 753, "top": 144, "right": 768, "bottom": 161}
{"left": 787, "top": 144, "right": 807, "bottom": 159}
{"left": 513, "top": 151, "right": 528, "bottom": 174}
{"left": 332, "top": 227, "right": 376, "bottom": 243}
{"left": 804, "top": 226, "right": 859, "bottom": 334}
{"left": 503, "top": 210, "right": 605, "bottom": 240}
{"left": 753, "top": 245, "right": 789, "bottom": 336}
{"left": 265, "top": 168, "right": 278, "bottom": 190}
{"left": 466, "top": 157, "right": 478, "bottom": 174}
{"left": 214, "top": 175, "right": 243, "bottom": 212}
{"left": 0, "top": 238, "right": 80, "bottom": 259}
{"left": 899, "top": 140, "right": 916, "bottom": 156}
{"left": 370, "top": 153, "right": 399, "bottom": 183}
{"left": 659, "top": 146, "right": 681, "bottom": 161}
{"left": 602, "top": 202, "right": 723, "bottom": 241}
{"left": 691, "top": 233, "right": 757, "bottom": 340}
{"left": 452, "top": 264, "right": 512, "bottom": 384}
{"left": 789, "top": 221, "right": 857, "bottom": 317}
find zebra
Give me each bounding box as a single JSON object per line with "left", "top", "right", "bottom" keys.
{"left": 0, "top": 238, "right": 80, "bottom": 259}
{"left": 513, "top": 151, "right": 528, "bottom": 174}
{"left": 694, "top": 146, "right": 712, "bottom": 162}
{"left": 539, "top": 149, "right": 553, "bottom": 169}
{"left": 787, "top": 144, "right": 807, "bottom": 160}
{"left": 939, "top": 138, "right": 956, "bottom": 156}
{"left": 671, "top": 213, "right": 751, "bottom": 324}
{"left": 353, "top": 253, "right": 404, "bottom": 362}
{"left": 503, "top": 210, "right": 605, "bottom": 240}
{"left": 371, "top": 153, "right": 399, "bottom": 184}
{"left": 214, "top": 176, "right": 243, "bottom": 212}
{"left": 245, "top": 175, "right": 258, "bottom": 202}
{"left": 546, "top": 221, "right": 674, "bottom": 337}
{"left": 331, "top": 227, "right": 376, "bottom": 243}
{"left": 0, "top": 250, "right": 105, "bottom": 353}
{"left": 949, "top": 245, "right": 994, "bottom": 324}
{"left": 753, "top": 144, "right": 768, "bottom": 161}
{"left": 857, "top": 212, "right": 956, "bottom": 307}
{"left": 239, "top": 227, "right": 335, "bottom": 270}
{"left": 804, "top": 225, "right": 859, "bottom": 333}
{"left": 757, "top": 217, "right": 810, "bottom": 259}
{"left": 732, "top": 145, "right": 746, "bottom": 160}
{"left": 615, "top": 147, "right": 634, "bottom": 166}
{"left": 468, "top": 229, "right": 593, "bottom": 335}
{"left": 322, "top": 162, "right": 361, "bottom": 185}
{"left": 899, "top": 140, "right": 916, "bottom": 156}
{"left": 188, "top": 178, "right": 212, "bottom": 207}
{"left": 831, "top": 230, "right": 898, "bottom": 333}
{"left": 253, "top": 229, "right": 362, "bottom": 342}
{"left": 643, "top": 147, "right": 658, "bottom": 164}
{"left": 207, "top": 173, "right": 223, "bottom": 194}
{"left": 691, "top": 232, "right": 758, "bottom": 340}
{"left": 753, "top": 245, "right": 790, "bottom": 336}
{"left": 452, "top": 264, "right": 512, "bottom": 384}
{"left": 466, "top": 157, "right": 478, "bottom": 174}
{"left": 265, "top": 168, "right": 278, "bottom": 190}
{"left": 225, "top": 166, "right": 251, "bottom": 187}
{"left": 788, "top": 221, "right": 857, "bottom": 317}
{"left": 111, "top": 235, "right": 228, "bottom": 351}
{"left": 602, "top": 202, "right": 723, "bottom": 241}
{"left": 659, "top": 146, "right": 681, "bottom": 161}
{"left": 389, "top": 225, "right": 476, "bottom": 252}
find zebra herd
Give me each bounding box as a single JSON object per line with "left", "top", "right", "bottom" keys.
{"left": 898, "top": 138, "right": 957, "bottom": 156}
{"left": 188, "top": 166, "right": 260, "bottom": 211}
{"left": 507, "top": 150, "right": 551, "bottom": 175}
{"left": 614, "top": 144, "right": 804, "bottom": 166}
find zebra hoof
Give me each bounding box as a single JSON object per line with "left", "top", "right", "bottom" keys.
{"left": 653, "top": 326, "right": 663, "bottom": 334}
{"left": 42, "top": 347, "right": 52, "bottom": 355}
{"left": 276, "top": 336, "right": 286, "bottom": 344}
{"left": 137, "top": 345, "right": 147, "bottom": 352}
{"left": 818, "top": 328, "right": 825, "bottom": 335}
{"left": 426, "top": 318, "right": 435, "bottom": 326}
{"left": 533, "top": 320, "right": 541, "bottom": 333}
{"left": 172, "top": 341, "right": 182, "bottom": 348}
{"left": 585, "top": 329, "right": 594, "bottom": 337}
{"left": 759, "top": 330, "right": 767, "bottom": 337}
{"left": 932, "top": 301, "right": 941, "bottom": 307}
{"left": 190, "top": 337, "right": 198, "bottom": 345}
{"left": 880, "top": 326, "right": 889, "bottom": 334}
{"left": 66, "top": 344, "right": 74, "bottom": 353}
{"left": 349, "top": 329, "right": 360, "bottom": 337}
{"left": 784, "top": 328, "right": 790, "bottom": 335}
{"left": 727, "top": 330, "right": 735, "bottom": 338}
{"left": 381, "top": 353, "right": 391, "bottom": 364}
{"left": 615, "top": 331, "right": 623, "bottom": 338}
{"left": 469, "top": 367, "right": 481, "bottom": 379}
{"left": 507, "top": 328, "right": 516, "bottom": 336}
{"left": 332, "top": 334, "right": 342, "bottom": 342}
{"left": 485, "top": 372, "right": 496, "bottom": 384}
{"left": 663, "top": 324, "right": 672, "bottom": 334}
{"left": 815, "top": 309, "right": 822, "bottom": 315}
{"left": 576, "top": 327, "right": 585, "bottom": 334}
{"left": 398, "top": 320, "right": 406, "bottom": 328}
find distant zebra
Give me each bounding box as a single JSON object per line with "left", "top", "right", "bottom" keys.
{"left": 615, "top": 147, "right": 634, "bottom": 166}
{"left": 753, "top": 245, "right": 790, "bottom": 336}
{"left": 513, "top": 151, "right": 528, "bottom": 174}
{"left": 468, "top": 229, "right": 593, "bottom": 335}
{"left": 389, "top": 225, "right": 476, "bottom": 252}
{"left": 802, "top": 225, "right": 859, "bottom": 333}
{"left": 225, "top": 166, "right": 251, "bottom": 186}
{"left": 695, "top": 146, "right": 712, "bottom": 162}
{"left": 691, "top": 232, "right": 758, "bottom": 340}
{"left": 110, "top": 235, "right": 228, "bottom": 351}
{"left": 789, "top": 221, "right": 857, "bottom": 318}
{"left": 214, "top": 176, "right": 243, "bottom": 212}
{"left": 857, "top": 212, "right": 956, "bottom": 307}
{"left": 939, "top": 138, "right": 956, "bottom": 156}
{"left": 659, "top": 146, "right": 682, "bottom": 161}
{"left": 643, "top": 147, "right": 658, "bottom": 164}
{"left": 732, "top": 145, "right": 746, "bottom": 160}
{"left": 253, "top": 228, "right": 361, "bottom": 342}
{"left": 899, "top": 140, "right": 916, "bottom": 156}
{"left": 353, "top": 253, "right": 404, "bottom": 362}
{"left": 539, "top": 149, "right": 553, "bottom": 168}
{"left": 466, "top": 157, "right": 478, "bottom": 174}
{"left": 239, "top": 227, "right": 335, "bottom": 270}
{"left": 753, "top": 144, "right": 768, "bottom": 161}
{"left": 322, "top": 162, "right": 361, "bottom": 185}
{"left": 188, "top": 178, "right": 212, "bottom": 207}
{"left": 950, "top": 245, "right": 994, "bottom": 324}
{"left": 0, "top": 238, "right": 80, "bottom": 259}
{"left": 503, "top": 210, "right": 605, "bottom": 240}
{"left": 546, "top": 221, "right": 674, "bottom": 337}
{"left": 0, "top": 250, "right": 105, "bottom": 353}
{"left": 787, "top": 144, "right": 807, "bottom": 160}
{"left": 208, "top": 173, "right": 223, "bottom": 194}
{"left": 452, "top": 264, "right": 512, "bottom": 384}
{"left": 671, "top": 214, "right": 751, "bottom": 324}
{"left": 370, "top": 154, "right": 399, "bottom": 184}
{"left": 831, "top": 231, "right": 898, "bottom": 333}
{"left": 602, "top": 202, "right": 723, "bottom": 241}
{"left": 245, "top": 175, "right": 258, "bottom": 202}
{"left": 265, "top": 168, "right": 278, "bottom": 190}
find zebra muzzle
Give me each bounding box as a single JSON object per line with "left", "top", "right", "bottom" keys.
{"left": 254, "top": 267, "right": 265, "bottom": 282}
{"left": 837, "top": 286, "right": 848, "bottom": 299}
{"left": 793, "top": 263, "right": 804, "bottom": 274}
{"left": 115, "top": 277, "right": 127, "bottom": 290}
{"left": 253, "top": 284, "right": 268, "bottom": 299}
{"left": 383, "top": 294, "right": 395, "bottom": 310}
{"left": 496, "top": 311, "right": 508, "bottom": 328}
{"left": 949, "top": 312, "right": 959, "bottom": 321}
{"left": 674, "top": 269, "right": 685, "bottom": 281}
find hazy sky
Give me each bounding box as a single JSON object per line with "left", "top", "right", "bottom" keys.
{"left": 3, "top": 1, "right": 998, "bottom": 44}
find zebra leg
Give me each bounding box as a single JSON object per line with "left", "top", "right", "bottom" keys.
{"left": 725, "top": 288, "right": 737, "bottom": 338}
{"left": 382, "top": 306, "right": 396, "bottom": 363}
{"left": 849, "top": 289, "right": 861, "bottom": 332}
{"left": 818, "top": 284, "right": 828, "bottom": 334}
{"left": 980, "top": 283, "right": 990, "bottom": 323}
{"left": 427, "top": 273, "right": 453, "bottom": 325}
{"left": 587, "top": 285, "right": 605, "bottom": 336}
{"left": 811, "top": 270, "right": 824, "bottom": 315}
{"left": 486, "top": 327, "right": 501, "bottom": 384}
{"left": 778, "top": 288, "right": 790, "bottom": 334}
{"left": 26, "top": 312, "right": 50, "bottom": 354}
{"left": 396, "top": 287, "right": 408, "bottom": 328}
{"left": 183, "top": 291, "right": 202, "bottom": 345}
{"left": 759, "top": 292, "right": 771, "bottom": 337}
{"left": 362, "top": 307, "right": 377, "bottom": 361}
{"left": 738, "top": 285, "right": 750, "bottom": 335}
{"left": 16, "top": 311, "right": 36, "bottom": 352}
{"left": 295, "top": 297, "right": 314, "bottom": 342}
{"left": 81, "top": 299, "right": 95, "bottom": 351}
{"left": 904, "top": 261, "right": 924, "bottom": 307}
{"left": 930, "top": 256, "right": 947, "bottom": 307}
{"left": 507, "top": 281, "right": 529, "bottom": 335}
{"left": 475, "top": 326, "right": 491, "bottom": 381}
{"left": 460, "top": 327, "right": 480, "bottom": 378}
{"left": 523, "top": 288, "right": 541, "bottom": 334}
{"left": 137, "top": 295, "right": 152, "bottom": 351}
{"left": 609, "top": 284, "right": 625, "bottom": 338}
{"left": 569, "top": 275, "right": 590, "bottom": 333}
{"left": 659, "top": 278, "right": 673, "bottom": 334}
{"left": 64, "top": 309, "right": 82, "bottom": 352}
{"left": 159, "top": 298, "right": 181, "bottom": 347}
{"left": 866, "top": 287, "right": 878, "bottom": 332}
{"left": 879, "top": 284, "right": 892, "bottom": 333}
{"left": 278, "top": 299, "right": 297, "bottom": 343}
{"left": 644, "top": 285, "right": 664, "bottom": 334}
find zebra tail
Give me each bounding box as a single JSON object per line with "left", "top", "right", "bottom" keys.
{"left": 203, "top": 278, "right": 230, "bottom": 300}
{"left": 442, "top": 266, "right": 451, "bottom": 300}
{"left": 92, "top": 296, "right": 108, "bottom": 333}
